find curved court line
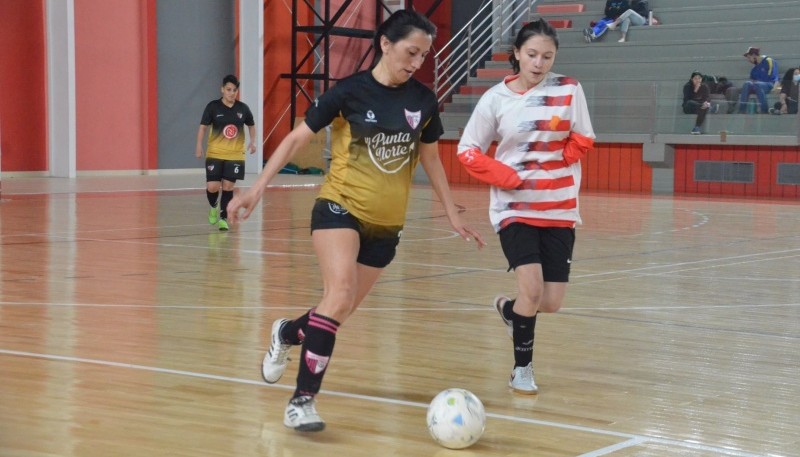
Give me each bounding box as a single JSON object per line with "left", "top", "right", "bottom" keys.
{"left": 0, "top": 348, "right": 768, "bottom": 457}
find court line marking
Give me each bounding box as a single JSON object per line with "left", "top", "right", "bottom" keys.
{"left": 0, "top": 348, "right": 769, "bottom": 457}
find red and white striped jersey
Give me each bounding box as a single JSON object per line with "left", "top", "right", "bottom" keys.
{"left": 458, "top": 72, "right": 595, "bottom": 232}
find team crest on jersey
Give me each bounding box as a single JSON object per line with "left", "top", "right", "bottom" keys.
{"left": 404, "top": 109, "right": 421, "bottom": 129}
{"left": 223, "top": 124, "right": 238, "bottom": 139}
{"left": 237, "top": 112, "right": 243, "bottom": 119}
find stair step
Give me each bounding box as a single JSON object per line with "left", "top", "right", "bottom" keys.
{"left": 476, "top": 68, "right": 512, "bottom": 79}
{"left": 536, "top": 4, "right": 585, "bottom": 14}
{"left": 546, "top": 19, "right": 573, "bottom": 28}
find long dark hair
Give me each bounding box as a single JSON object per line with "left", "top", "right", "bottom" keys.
{"left": 372, "top": 9, "right": 437, "bottom": 66}
{"left": 508, "top": 18, "right": 559, "bottom": 74}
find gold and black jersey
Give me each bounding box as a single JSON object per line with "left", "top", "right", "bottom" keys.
{"left": 200, "top": 99, "right": 255, "bottom": 160}
{"left": 304, "top": 71, "right": 444, "bottom": 226}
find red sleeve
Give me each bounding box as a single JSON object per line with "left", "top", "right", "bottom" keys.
{"left": 562, "top": 132, "right": 594, "bottom": 165}
{"left": 457, "top": 147, "right": 522, "bottom": 189}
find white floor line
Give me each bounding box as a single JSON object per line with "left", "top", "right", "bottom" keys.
{"left": 0, "top": 348, "right": 770, "bottom": 457}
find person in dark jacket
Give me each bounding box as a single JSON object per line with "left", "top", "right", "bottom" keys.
{"left": 683, "top": 71, "right": 718, "bottom": 134}
{"left": 769, "top": 67, "right": 799, "bottom": 115}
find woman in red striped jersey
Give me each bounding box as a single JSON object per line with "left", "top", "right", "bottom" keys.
{"left": 457, "top": 18, "right": 595, "bottom": 395}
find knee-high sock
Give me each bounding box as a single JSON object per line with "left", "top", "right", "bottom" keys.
{"left": 503, "top": 299, "right": 537, "bottom": 367}
{"left": 219, "top": 190, "right": 234, "bottom": 220}
{"left": 206, "top": 190, "right": 219, "bottom": 207}
{"left": 294, "top": 313, "right": 339, "bottom": 398}
{"left": 280, "top": 308, "right": 315, "bottom": 345}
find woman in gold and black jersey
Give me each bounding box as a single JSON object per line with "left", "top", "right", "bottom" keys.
{"left": 227, "top": 9, "right": 484, "bottom": 432}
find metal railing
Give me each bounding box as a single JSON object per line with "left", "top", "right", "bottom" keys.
{"left": 433, "top": 0, "right": 536, "bottom": 105}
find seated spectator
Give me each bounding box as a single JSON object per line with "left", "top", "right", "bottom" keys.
{"left": 606, "top": 0, "right": 650, "bottom": 42}
{"left": 683, "top": 71, "right": 718, "bottom": 135}
{"left": 737, "top": 47, "right": 779, "bottom": 114}
{"left": 769, "top": 67, "right": 799, "bottom": 115}
{"left": 583, "top": 0, "right": 629, "bottom": 43}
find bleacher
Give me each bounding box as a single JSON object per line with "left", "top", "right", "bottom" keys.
{"left": 440, "top": 0, "right": 800, "bottom": 152}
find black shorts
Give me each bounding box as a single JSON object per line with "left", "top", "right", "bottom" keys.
{"left": 310, "top": 199, "right": 402, "bottom": 268}
{"left": 206, "top": 158, "right": 245, "bottom": 182}
{"left": 498, "top": 223, "right": 575, "bottom": 282}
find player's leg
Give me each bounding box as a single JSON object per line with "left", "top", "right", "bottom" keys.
{"left": 217, "top": 160, "right": 245, "bottom": 230}
{"left": 205, "top": 158, "right": 223, "bottom": 224}
{"left": 495, "top": 223, "right": 543, "bottom": 394}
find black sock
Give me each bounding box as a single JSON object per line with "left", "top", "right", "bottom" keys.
{"left": 219, "top": 190, "right": 234, "bottom": 220}
{"left": 507, "top": 302, "right": 537, "bottom": 368}
{"left": 293, "top": 312, "right": 339, "bottom": 398}
{"left": 206, "top": 190, "right": 219, "bottom": 207}
{"left": 280, "top": 308, "right": 314, "bottom": 345}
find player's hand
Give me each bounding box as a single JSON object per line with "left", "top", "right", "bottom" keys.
{"left": 226, "top": 188, "right": 260, "bottom": 226}
{"left": 247, "top": 142, "right": 256, "bottom": 154}
{"left": 448, "top": 213, "right": 486, "bottom": 249}
{"left": 195, "top": 146, "right": 203, "bottom": 159}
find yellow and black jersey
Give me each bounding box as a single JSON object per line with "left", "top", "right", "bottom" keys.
{"left": 200, "top": 99, "right": 254, "bottom": 160}
{"left": 304, "top": 70, "right": 444, "bottom": 226}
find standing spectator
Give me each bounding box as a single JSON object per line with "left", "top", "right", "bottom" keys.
{"left": 458, "top": 19, "right": 594, "bottom": 394}
{"left": 769, "top": 67, "right": 799, "bottom": 115}
{"left": 195, "top": 74, "right": 256, "bottom": 231}
{"left": 227, "top": 9, "right": 485, "bottom": 432}
{"left": 737, "top": 47, "right": 779, "bottom": 114}
{"left": 683, "top": 71, "right": 718, "bottom": 134}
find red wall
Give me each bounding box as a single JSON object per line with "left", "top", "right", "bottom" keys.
{"left": 0, "top": 0, "right": 48, "bottom": 172}
{"left": 74, "top": 0, "right": 153, "bottom": 171}
{"left": 674, "top": 145, "right": 800, "bottom": 199}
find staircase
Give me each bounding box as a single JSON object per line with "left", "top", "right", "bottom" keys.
{"left": 439, "top": 0, "right": 800, "bottom": 142}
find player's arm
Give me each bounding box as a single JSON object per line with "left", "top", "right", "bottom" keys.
{"left": 227, "top": 121, "right": 316, "bottom": 224}
{"left": 419, "top": 141, "right": 486, "bottom": 248}
{"left": 195, "top": 125, "right": 208, "bottom": 158}
{"left": 247, "top": 125, "right": 257, "bottom": 154}
{"left": 457, "top": 147, "right": 522, "bottom": 189}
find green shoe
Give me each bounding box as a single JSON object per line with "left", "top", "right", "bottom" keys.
{"left": 217, "top": 219, "right": 229, "bottom": 231}
{"left": 208, "top": 207, "right": 219, "bottom": 225}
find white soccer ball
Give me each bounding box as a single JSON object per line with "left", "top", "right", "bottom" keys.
{"left": 426, "top": 388, "right": 486, "bottom": 449}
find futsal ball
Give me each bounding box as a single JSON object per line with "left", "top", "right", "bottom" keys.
{"left": 426, "top": 388, "right": 486, "bottom": 449}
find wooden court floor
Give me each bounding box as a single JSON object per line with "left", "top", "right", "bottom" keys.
{"left": 0, "top": 174, "right": 798, "bottom": 457}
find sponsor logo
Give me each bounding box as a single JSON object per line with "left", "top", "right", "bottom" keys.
{"left": 223, "top": 124, "right": 238, "bottom": 139}
{"left": 365, "top": 110, "right": 377, "bottom": 123}
{"left": 327, "top": 202, "right": 349, "bottom": 215}
{"left": 404, "top": 109, "right": 421, "bottom": 129}
{"left": 207, "top": 164, "right": 215, "bottom": 171}
{"left": 364, "top": 131, "right": 413, "bottom": 173}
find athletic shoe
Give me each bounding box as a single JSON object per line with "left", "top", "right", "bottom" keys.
{"left": 582, "top": 28, "right": 594, "bottom": 43}
{"left": 493, "top": 294, "right": 513, "bottom": 339}
{"left": 691, "top": 126, "right": 701, "bottom": 135}
{"left": 217, "top": 219, "right": 229, "bottom": 231}
{"left": 208, "top": 207, "right": 219, "bottom": 225}
{"left": 284, "top": 395, "right": 325, "bottom": 432}
{"left": 509, "top": 362, "right": 538, "bottom": 394}
{"left": 606, "top": 22, "right": 617, "bottom": 30}
{"left": 262, "top": 318, "right": 291, "bottom": 383}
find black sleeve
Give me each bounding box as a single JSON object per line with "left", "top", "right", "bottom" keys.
{"left": 304, "top": 85, "right": 345, "bottom": 133}
{"left": 682, "top": 83, "right": 692, "bottom": 104}
{"left": 200, "top": 101, "right": 215, "bottom": 125}
{"left": 420, "top": 110, "right": 444, "bottom": 144}
{"left": 242, "top": 103, "right": 255, "bottom": 126}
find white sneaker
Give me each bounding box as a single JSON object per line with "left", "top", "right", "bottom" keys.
{"left": 509, "top": 363, "right": 538, "bottom": 394}
{"left": 262, "top": 318, "right": 291, "bottom": 383}
{"left": 493, "top": 295, "right": 513, "bottom": 338}
{"left": 284, "top": 396, "right": 325, "bottom": 431}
